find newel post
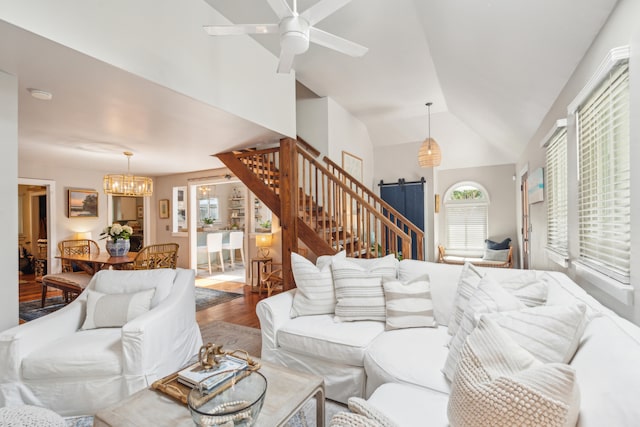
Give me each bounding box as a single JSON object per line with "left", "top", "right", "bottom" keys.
{"left": 280, "top": 138, "right": 298, "bottom": 290}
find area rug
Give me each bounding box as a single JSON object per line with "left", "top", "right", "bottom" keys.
{"left": 19, "top": 296, "right": 66, "bottom": 322}
{"left": 195, "top": 287, "right": 242, "bottom": 312}
{"left": 200, "top": 320, "right": 262, "bottom": 357}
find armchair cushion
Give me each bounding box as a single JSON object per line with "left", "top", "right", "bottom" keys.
{"left": 82, "top": 288, "right": 155, "bottom": 330}
{"left": 22, "top": 329, "right": 122, "bottom": 379}
{"left": 92, "top": 268, "right": 175, "bottom": 308}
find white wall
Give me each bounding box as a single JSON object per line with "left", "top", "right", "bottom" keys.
{"left": 516, "top": 0, "right": 640, "bottom": 323}
{"left": 436, "top": 164, "right": 518, "bottom": 264}
{"left": 0, "top": 0, "right": 295, "bottom": 137}
{"left": 0, "top": 71, "right": 19, "bottom": 330}
{"left": 296, "top": 98, "right": 329, "bottom": 156}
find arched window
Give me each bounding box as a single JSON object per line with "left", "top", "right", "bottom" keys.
{"left": 444, "top": 182, "right": 489, "bottom": 252}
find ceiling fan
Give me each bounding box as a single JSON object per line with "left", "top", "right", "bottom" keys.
{"left": 203, "top": 0, "right": 368, "bottom": 73}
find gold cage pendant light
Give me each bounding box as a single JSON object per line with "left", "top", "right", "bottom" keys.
{"left": 103, "top": 151, "right": 153, "bottom": 197}
{"left": 418, "top": 102, "right": 441, "bottom": 168}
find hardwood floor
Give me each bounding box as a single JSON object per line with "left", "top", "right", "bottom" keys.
{"left": 18, "top": 273, "right": 266, "bottom": 329}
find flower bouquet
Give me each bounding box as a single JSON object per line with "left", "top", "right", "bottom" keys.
{"left": 101, "top": 223, "right": 134, "bottom": 256}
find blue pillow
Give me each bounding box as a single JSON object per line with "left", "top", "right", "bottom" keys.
{"left": 485, "top": 238, "right": 511, "bottom": 250}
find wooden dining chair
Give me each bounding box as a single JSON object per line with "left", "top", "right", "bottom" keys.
{"left": 58, "top": 239, "right": 100, "bottom": 272}
{"left": 131, "top": 243, "right": 179, "bottom": 270}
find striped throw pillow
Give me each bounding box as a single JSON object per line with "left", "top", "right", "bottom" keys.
{"left": 382, "top": 275, "right": 436, "bottom": 330}
{"left": 331, "top": 255, "right": 399, "bottom": 322}
{"left": 290, "top": 252, "right": 338, "bottom": 317}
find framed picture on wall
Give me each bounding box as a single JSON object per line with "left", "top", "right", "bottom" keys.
{"left": 137, "top": 205, "right": 144, "bottom": 219}
{"left": 159, "top": 199, "right": 170, "bottom": 219}
{"left": 68, "top": 189, "right": 98, "bottom": 218}
{"left": 342, "top": 151, "right": 363, "bottom": 181}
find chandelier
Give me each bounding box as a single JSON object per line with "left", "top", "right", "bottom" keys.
{"left": 418, "top": 102, "right": 442, "bottom": 168}
{"left": 103, "top": 152, "right": 153, "bottom": 196}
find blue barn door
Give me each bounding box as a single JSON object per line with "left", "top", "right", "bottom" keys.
{"left": 379, "top": 179, "right": 425, "bottom": 259}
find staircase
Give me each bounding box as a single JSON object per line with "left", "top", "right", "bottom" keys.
{"left": 216, "top": 138, "right": 424, "bottom": 290}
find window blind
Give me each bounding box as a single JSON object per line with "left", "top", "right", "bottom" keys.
{"left": 446, "top": 204, "right": 488, "bottom": 251}
{"left": 577, "top": 61, "right": 630, "bottom": 283}
{"left": 546, "top": 128, "right": 568, "bottom": 257}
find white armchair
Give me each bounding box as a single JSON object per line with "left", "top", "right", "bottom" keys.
{"left": 0, "top": 268, "right": 203, "bottom": 416}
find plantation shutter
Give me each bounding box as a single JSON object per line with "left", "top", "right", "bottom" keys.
{"left": 446, "top": 204, "right": 488, "bottom": 251}
{"left": 546, "top": 128, "right": 568, "bottom": 257}
{"left": 577, "top": 61, "right": 630, "bottom": 283}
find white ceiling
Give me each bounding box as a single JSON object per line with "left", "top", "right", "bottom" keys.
{"left": 3, "top": 0, "right": 617, "bottom": 175}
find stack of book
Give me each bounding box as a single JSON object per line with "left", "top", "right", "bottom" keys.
{"left": 177, "top": 355, "right": 249, "bottom": 392}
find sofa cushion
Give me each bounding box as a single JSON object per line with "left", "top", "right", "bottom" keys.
{"left": 364, "top": 326, "right": 451, "bottom": 395}
{"left": 485, "top": 238, "right": 511, "bottom": 250}
{"left": 382, "top": 275, "right": 436, "bottom": 330}
{"left": 22, "top": 329, "right": 123, "bottom": 379}
{"left": 277, "top": 314, "right": 384, "bottom": 366}
{"left": 92, "top": 268, "right": 176, "bottom": 308}
{"left": 367, "top": 383, "right": 449, "bottom": 427}
{"left": 444, "top": 275, "right": 526, "bottom": 381}
{"left": 290, "top": 252, "right": 336, "bottom": 318}
{"left": 398, "top": 260, "right": 463, "bottom": 326}
{"left": 570, "top": 315, "right": 640, "bottom": 427}
{"left": 331, "top": 255, "right": 398, "bottom": 322}
{"left": 481, "top": 248, "right": 510, "bottom": 262}
{"left": 82, "top": 288, "right": 155, "bottom": 330}
{"left": 448, "top": 317, "right": 580, "bottom": 427}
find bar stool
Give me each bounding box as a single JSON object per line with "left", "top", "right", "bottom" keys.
{"left": 222, "top": 231, "right": 245, "bottom": 269}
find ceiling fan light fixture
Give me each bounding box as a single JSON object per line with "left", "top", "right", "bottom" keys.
{"left": 103, "top": 151, "right": 153, "bottom": 197}
{"left": 280, "top": 17, "right": 310, "bottom": 54}
{"left": 418, "top": 102, "right": 442, "bottom": 168}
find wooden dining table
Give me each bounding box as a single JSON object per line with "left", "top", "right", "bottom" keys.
{"left": 56, "top": 252, "right": 136, "bottom": 275}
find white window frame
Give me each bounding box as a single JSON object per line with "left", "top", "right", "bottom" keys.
{"left": 542, "top": 119, "right": 569, "bottom": 267}
{"left": 568, "top": 46, "right": 631, "bottom": 287}
{"left": 444, "top": 181, "right": 490, "bottom": 254}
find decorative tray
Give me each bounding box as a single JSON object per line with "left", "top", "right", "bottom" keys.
{"left": 151, "top": 346, "right": 261, "bottom": 406}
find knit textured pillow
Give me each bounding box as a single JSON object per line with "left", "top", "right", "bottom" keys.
{"left": 290, "top": 252, "right": 337, "bottom": 317}
{"left": 331, "top": 255, "right": 399, "bottom": 322}
{"left": 382, "top": 275, "right": 436, "bottom": 330}
{"left": 448, "top": 317, "right": 580, "bottom": 427}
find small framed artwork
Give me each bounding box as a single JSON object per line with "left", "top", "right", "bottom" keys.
{"left": 342, "top": 151, "right": 363, "bottom": 181}
{"left": 68, "top": 189, "right": 98, "bottom": 218}
{"left": 434, "top": 194, "right": 441, "bottom": 213}
{"left": 159, "top": 199, "right": 170, "bottom": 219}
{"left": 528, "top": 168, "right": 544, "bottom": 204}
{"left": 137, "top": 205, "right": 144, "bottom": 219}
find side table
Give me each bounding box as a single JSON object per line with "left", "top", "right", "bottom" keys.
{"left": 249, "top": 257, "right": 272, "bottom": 293}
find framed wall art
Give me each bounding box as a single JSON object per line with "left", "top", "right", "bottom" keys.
{"left": 68, "top": 189, "right": 98, "bottom": 218}
{"left": 342, "top": 151, "right": 363, "bottom": 181}
{"left": 159, "top": 199, "right": 170, "bottom": 219}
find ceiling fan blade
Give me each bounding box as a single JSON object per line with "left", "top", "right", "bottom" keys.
{"left": 309, "top": 27, "right": 368, "bottom": 57}
{"left": 277, "top": 50, "right": 296, "bottom": 74}
{"left": 266, "top": 0, "right": 294, "bottom": 20}
{"left": 203, "top": 24, "right": 278, "bottom": 36}
{"left": 301, "top": 0, "right": 351, "bottom": 26}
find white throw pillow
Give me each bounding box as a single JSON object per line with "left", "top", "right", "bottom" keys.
{"left": 382, "top": 275, "right": 436, "bottom": 330}
{"left": 448, "top": 263, "right": 484, "bottom": 336}
{"left": 315, "top": 250, "right": 346, "bottom": 269}
{"left": 487, "top": 303, "right": 588, "bottom": 364}
{"left": 82, "top": 288, "right": 155, "bottom": 330}
{"left": 443, "top": 275, "right": 525, "bottom": 381}
{"left": 448, "top": 265, "right": 547, "bottom": 336}
{"left": 331, "top": 255, "right": 399, "bottom": 322}
{"left": 482, "top": 248, "right": 510, "bottom": 262}
{"left": 448, "top": 317, "right": 580, "bottom": 427}
{"left": 291, "top": 252, "right": 337, "bottom": 317}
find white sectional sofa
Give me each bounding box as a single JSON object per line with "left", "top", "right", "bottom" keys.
{"left": 257, "top": 258, "right": 640, "bottom": 426}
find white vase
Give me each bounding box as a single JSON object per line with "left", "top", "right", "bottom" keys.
{"left": 106, "top": 239, "right": 130, "bottom": 257}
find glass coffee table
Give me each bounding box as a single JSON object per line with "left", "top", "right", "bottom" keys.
{"left": 94, "top": 359, "right": 324, "bottom": 426}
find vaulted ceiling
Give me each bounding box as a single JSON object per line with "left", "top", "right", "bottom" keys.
{"left": 4, "top": 0, "right": 618, "bottom": 175}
